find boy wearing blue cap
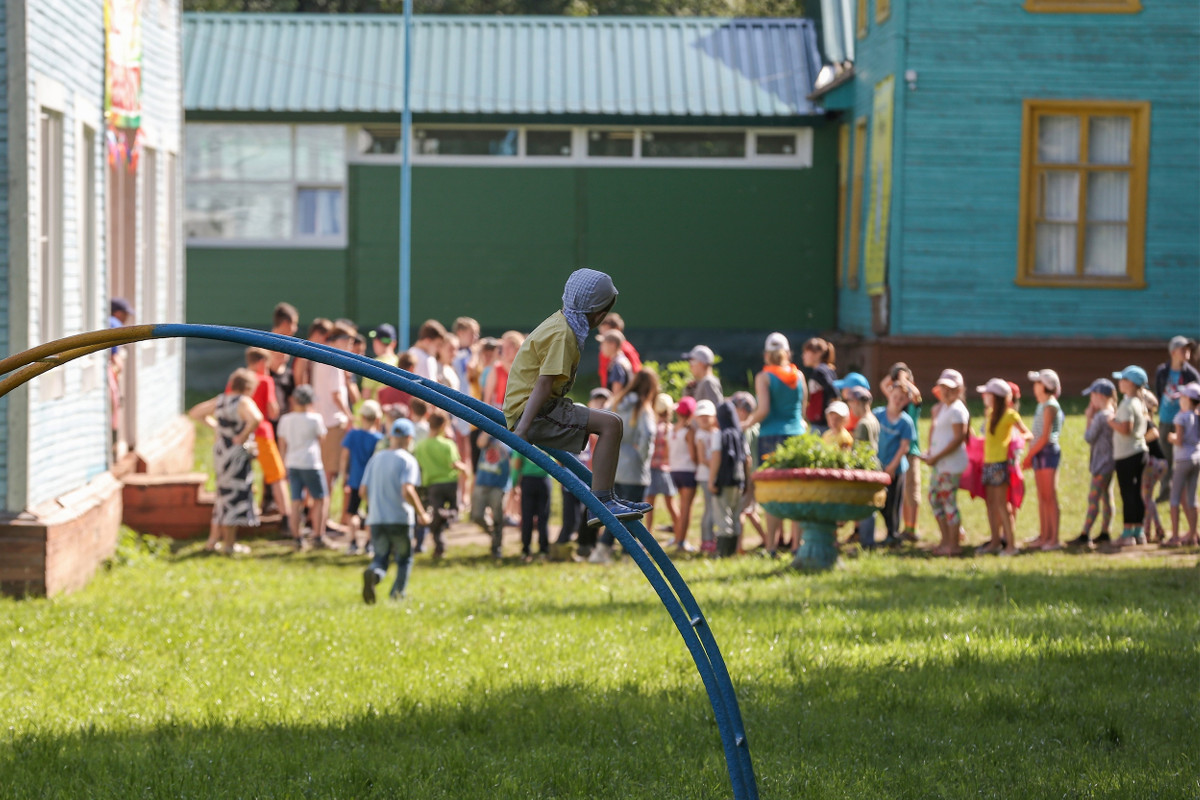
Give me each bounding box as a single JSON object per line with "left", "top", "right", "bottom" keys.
{"left": 1109, "top": 366, "right": 1151, "bottom": 546}
{"left": 360, "top": 418, "right": 432, "bottom": 603}
{"left": 503, "top": 269, "right": 650, "bottom": 528}
{"left": 1069, "top": 378, "right": 1117, "bottom": 548}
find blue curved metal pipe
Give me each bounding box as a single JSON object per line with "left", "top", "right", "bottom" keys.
{"left": 153, "top": 324, "right": 758, "bottom": 799}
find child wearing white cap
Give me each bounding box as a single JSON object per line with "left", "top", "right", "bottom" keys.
{"left": 922, "top": 369, "right": 969, "bottom": 556}
{"left": 821, "top": 401, "right": 853, "bottom": 450}
{"left": 1022, "top": 369, "right": 1065, "bottom": 550}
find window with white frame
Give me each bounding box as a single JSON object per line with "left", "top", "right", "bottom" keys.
{"left": 185, "top": 124, "right": 346, "bottom": 243}
{"left": 142, "top": 146, "right": 158, "bottom": 365}
{"left": 39, "top": 108, "right": 65, "bottom": 398}
{"left": 81, "top": 125, "right": 98, "bottom": 333}
{"left": 354, "top": 125, "right": 813, "bottom": 167}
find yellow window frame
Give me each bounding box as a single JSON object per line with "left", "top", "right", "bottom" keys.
{"left": 836, "top": 124, "right": 850, "bottom": 288}
{"left": 1024, "top": 0, "right": 1141, "bottom": 13}
{"left": 876, "top": 0, "right": 891, "bottom": 24}
{"left": 847, "top": 118, "right": 868, "bottom": 290}
{"left": 857, "top": 0, "right": 868, "bottom": 38}
{"left": 1016, "top": 99, "right": 1150, "bottom": 289}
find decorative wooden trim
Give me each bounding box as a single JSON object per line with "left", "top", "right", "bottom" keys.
{"left": 856, "top": 0, "right": 868, "bottom": 38}
{"left": 836, "top": 124, "right": 849, "bottom": 289}
{"left": 1016, "top": 99, "right": 1150, "bottom": 289}
{"left": 876, "top": 0, "right": 891, "bottom": 24}
{"left": 847, "top": 117, "right": 868, "bottom": 290}
{"left": 1024, "top": 0, "right": 1141, "bottom": 13}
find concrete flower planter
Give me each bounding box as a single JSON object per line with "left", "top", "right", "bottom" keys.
{"left": 754, "top": 468, "right": 891, "bottom": 570}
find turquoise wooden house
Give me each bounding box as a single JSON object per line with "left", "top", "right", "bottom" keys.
{"left": 813, "top": 0, "right": 1199, "bottom": 391}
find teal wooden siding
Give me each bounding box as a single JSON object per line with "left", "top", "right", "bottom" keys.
{"left": 837, "top": 0, "right": 1200, "bottom": 341}
{"left": 835, "top": 0, "right": 902, "bottom": 337}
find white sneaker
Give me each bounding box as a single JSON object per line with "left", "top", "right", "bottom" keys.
{"left": 588, "top": 542, "right": 614, "bottom": 564}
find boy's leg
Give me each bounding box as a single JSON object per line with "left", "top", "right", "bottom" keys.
{"left": 585, "top": 409, "right": 622, "bottom": 495}
{"left": 470, "top": 484, "right": 489, "bottom": 530}
{"left": 558, "top": 484, "right": 581, "bottom": 544}
{"left": 535, "top": 476, "right": 551, "bottom": 553}
{"left": 519, "top": 476, "right": 536, "bottom": 556}
{"left": 487, "top": 487, "right": 505, "bottom": 555}
{"left": 363, "top": 525, "right": 393, "bottom": 604}
{"left": 389, "top": 525, "right": 414, "bottom": 599}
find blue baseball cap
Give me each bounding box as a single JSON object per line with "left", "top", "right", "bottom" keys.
{"left": 391, "top": 418, "right": 415, "bottom": 437}
{"left": 370, "top": 323, "right": 397, "bottom": 342}
{"left": 1111, "top": 365, "right": 1148, "bottom": 388}
{"left": 833, "top": 372, "right": 869, "bottom": 392}
{"left": 1082, "top": 378, "right": 1116, "bottom": 397}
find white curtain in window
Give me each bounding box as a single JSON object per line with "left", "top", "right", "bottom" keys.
{"left": 1035, "top": 171, "right": 1078, "bottom": 275}
{"left": 1037, "top": 115, "right": 1080, "bottom": 164}
{"left": 1085, "top": 171, "right": 1129, "bottom": 275}
{"left": 1089, "top": 116, "right": 1131, "bottom": 165}
{"left": 297, "top": 188, "right": 343, "bottom": 237}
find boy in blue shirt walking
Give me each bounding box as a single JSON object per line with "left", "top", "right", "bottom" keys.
{"left": 360, "top": 419, "right": 431, "bottom": 604}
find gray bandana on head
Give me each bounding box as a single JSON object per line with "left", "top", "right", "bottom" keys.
{"left": 561, "top": 269, "right": 619, "bottom": 350}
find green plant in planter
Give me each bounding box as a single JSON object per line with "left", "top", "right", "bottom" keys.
{"left": 757, "top": 434, "right": 879, "bottom": 472}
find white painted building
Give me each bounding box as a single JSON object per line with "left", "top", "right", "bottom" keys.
{"left": 0, "top": 0, "right": 188, "bottom": 596}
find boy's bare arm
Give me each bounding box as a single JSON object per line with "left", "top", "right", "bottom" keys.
{"left": 404, "top": 482, "right": 431, "bottom": 526}
{"left": 513, "top": 375, "right": 557, "bottom": 439}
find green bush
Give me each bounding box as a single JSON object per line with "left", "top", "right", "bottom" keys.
{"left": 643, "top": 358, "right": 721, "bottom": 402}
{"left": 757, "top": 433, "right": 879, "bottom": 472}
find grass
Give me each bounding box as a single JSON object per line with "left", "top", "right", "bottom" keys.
{"left": 0, "top": 534, "right": 1196, "bottom": 799}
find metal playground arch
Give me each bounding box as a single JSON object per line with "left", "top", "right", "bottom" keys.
{"left": 0, "top": 324, "right": 759, "bottom": 800}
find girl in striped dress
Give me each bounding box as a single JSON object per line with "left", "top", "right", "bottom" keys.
{"left": 210, "top": 369, "right": 263, "bottom": 553}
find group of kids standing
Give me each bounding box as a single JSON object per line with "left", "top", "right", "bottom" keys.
{"left": 193, "top": 270, "right": 1200, "bottom": 601}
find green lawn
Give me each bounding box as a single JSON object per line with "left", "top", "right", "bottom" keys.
{"left": 0, "top": 536, "right": 1195, "bottom": 799}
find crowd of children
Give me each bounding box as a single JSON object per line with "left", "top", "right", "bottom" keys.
{"left": 194, "top": 291, "right": 1199, "bottom": 599}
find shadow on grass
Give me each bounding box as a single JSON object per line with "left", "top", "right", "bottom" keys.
{"left": 2, "top": 649, "right": 1193, "bottom": 800}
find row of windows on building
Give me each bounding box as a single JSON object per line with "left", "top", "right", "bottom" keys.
{"left": 37, "top": 105, "right": 178, "bottom": 398}
{"left": 183, "top": 124, "right": 814, "bottom": 243}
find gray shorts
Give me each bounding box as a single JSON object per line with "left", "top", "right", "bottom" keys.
{"left": 519, "top": 396, "right": 591, "bottom": 454}
{"left": 648, "top": 469, "right": 676, "bottom": 498}
{"left": 1170, "top": 460, "right": 1200, "bottom": 508}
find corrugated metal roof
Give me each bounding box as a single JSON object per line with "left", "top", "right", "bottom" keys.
{"left": 183, "top": 14, "right": 822, "bottom": 118}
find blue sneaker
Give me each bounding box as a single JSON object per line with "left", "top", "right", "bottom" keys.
{"left": 587, "top": 498, "right": 645, "bottom": 528}
{"left": 617, "top": 498, "right": 653, "bottom": 514}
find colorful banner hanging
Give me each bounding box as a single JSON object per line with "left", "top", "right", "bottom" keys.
{"left": 863, "top": 75, "right": 894, "bottom": 297}
{"left": 104, "top": 0, "right": 143, "bottom": 130}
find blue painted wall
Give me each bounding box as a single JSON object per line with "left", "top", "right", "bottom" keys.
{"left": 838, "top": 0, "right": 1200, "bottom": 341}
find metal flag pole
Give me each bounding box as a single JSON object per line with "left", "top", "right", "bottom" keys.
{"left": 398, "top": 0, "right": 414, "bottom": 351}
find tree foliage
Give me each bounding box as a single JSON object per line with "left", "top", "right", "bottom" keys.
{"left": 184, "top": 0, "right": 805, "bottom": 18}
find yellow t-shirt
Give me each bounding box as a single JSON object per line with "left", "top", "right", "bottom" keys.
{"left": 361, "top": 351, "right": 399, "bottom": 400}
{"left": 984, "top": 407, "right": 1021, "bottom": 464}
{"left": 502, "top": 311, "right": 580, "bottom": 429}
{"left": 822, "top": 427, "right": 854, "bottom": 450}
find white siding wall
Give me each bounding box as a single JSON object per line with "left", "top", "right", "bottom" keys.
{"left": 23, "top": 0, "right": 108, "bottom": 508}
{"left": 18, "top": 0, "right": 182, "bottom": 509}
{"left": 133, "top": 0, "right": 183, "bottom": 446}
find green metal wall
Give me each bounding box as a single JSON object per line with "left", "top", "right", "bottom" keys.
{"left": 187, "top": 125, "right": 838, "bottom": 333}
